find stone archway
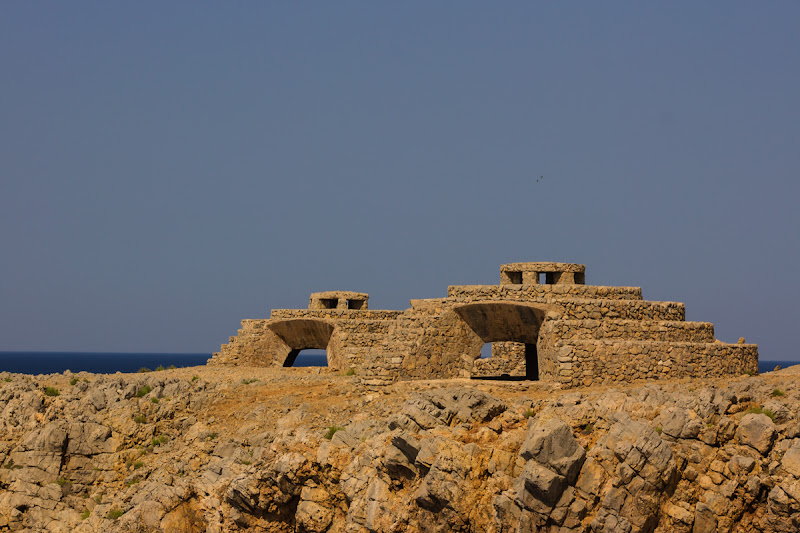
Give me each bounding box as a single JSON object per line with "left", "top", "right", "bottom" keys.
{"left": 265, "top": 319, "right": 342, "bottom": 369}
{"left": 452, "top": 301, "right": 550, "bottom": 380}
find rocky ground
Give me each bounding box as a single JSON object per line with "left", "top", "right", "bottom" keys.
{"left": 1, "top": 364, "right": 800, "bottom": 532}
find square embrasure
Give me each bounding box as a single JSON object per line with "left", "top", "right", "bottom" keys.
{"left": 506, "top": 271, "right": 522, "bottom": 284}
{"left": 320, "top": 298, "right": 338, "bottom": 309}
{"left": 347, "top": 299, "right": 364, "bottom": 310}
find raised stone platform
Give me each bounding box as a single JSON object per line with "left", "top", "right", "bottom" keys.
{"left": 209, "top": 262, "right": 758, "bottom": 387}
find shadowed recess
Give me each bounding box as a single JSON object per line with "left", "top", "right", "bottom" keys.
{"left": 266, "top": 319, "right": 335, "bottom": 350}
{"left": 453, "top": 302, "right": 547, "bottom": 344}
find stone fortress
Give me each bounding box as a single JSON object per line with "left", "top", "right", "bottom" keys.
{"left": 209, "top": 262, "right": 758, "bottom": 388}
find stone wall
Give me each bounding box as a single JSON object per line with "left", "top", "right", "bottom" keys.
{"left": 542, "top": 319, "right": 715, "bottom": 343}
{"left": 211, "top": 262, "right": 759, "bottom": 389}
{"left": 550, "top": 339, "right": 759, "bottom": 388}
{"left": 270, "top": 309, "right": 403, "bottom": 321}
{"left": 447, "top": 284, "right": 642, "bottom": 301}
{"left": 471, "top": 342, "right": 527, "bottom": 377}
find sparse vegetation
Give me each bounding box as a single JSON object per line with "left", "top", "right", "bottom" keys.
{"left": 745, "top": 369, "right": 756, "bottom": 377}
{"left": 44, "top": 387, "right": 60, "bottom": 397}
{"left": 125, "top": 477, "right": 140, "bottom": 486}
{"left": 133, "top": 461, "right": 143, "bottom": 470}
{"left": 523, "top": 408, "right": 535, "bottom": 418}
{"left": 137, "top": 367, "right": 152, "bottom": 373}
{"left": 135, "top": 385, "right": 152, "bottom": 397}
{"left": 70, "top": 377, "right": 78, "bottom": 386}
{"left": 655, "top": 426, "right": 663, "bottom": 434}
{"left": 747, "top": 406, "right": 776, "bottom": 421}
{"left": 3, "top": 377, "right": 12, "bottom": 382}
{"left": 80, "top": 509, "right": 90, "bottom": 520}
{"left": 238, "top": 459, "right": 252, "bottom": 465}
{"left": 151, "top": 435, "right": 168, "bottom": 447}
{"left": 207, "top": 433, "right": 218, "bottom": 440}
{"left": 107, "top": 508, "right": 124, "bottom": 520}
{"left": 133, "top": 414, "right": 147, "bottom": 424}
{"left": 151, "top": 397, "right": 159, "bottom": 404}
{"left": 324, "top": 425, "right": 345, "bottom": 440}
{"left": 55, "top": 478, "right": 69, "bottom": 486}
{"left": 345, "top": 368, "right": 356, "bottom": 376}
{"left": 167, "top": 365, "right": 176, "bottom": 370}
{"left": 241, "top": 378, "right": 259, "bottom": 385}
{"left": 155, "top": 365, "right": 165, "bottom": 371}
{"left": 579, "top": 422, "right": 595, "bottom": 435}
{"left": 191, "top": 375, "right": 199, "bottom": 382}
{"left": 772, "top": 388, "right": 786, "bottom": 397}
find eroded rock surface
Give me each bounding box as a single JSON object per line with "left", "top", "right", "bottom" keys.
{"left": 1, "top": 365, "right": 800, "bottom": 532}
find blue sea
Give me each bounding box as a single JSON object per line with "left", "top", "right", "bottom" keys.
{"left": 0, "top": 352, "right": 794, "bottom": 376}
{"left": 0, "top": 350, "right": 330, "bottom": 375}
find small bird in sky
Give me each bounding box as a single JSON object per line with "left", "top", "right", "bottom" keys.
{"left": 536, "top": 175, "right": 543, "bottom": 183}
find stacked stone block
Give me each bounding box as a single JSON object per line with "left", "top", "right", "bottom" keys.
{"left": 209, "top": 262, "right": 758, "bottom": 388}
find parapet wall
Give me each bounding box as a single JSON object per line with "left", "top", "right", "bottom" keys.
{"left": 550, "top": 339, "right": 758, "bottom": 388}
{"left": 210, "top": 261, "right": 759, "bottom": 388}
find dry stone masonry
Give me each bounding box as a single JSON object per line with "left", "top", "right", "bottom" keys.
{"left": 209, "top": 262, "right": 758, "bottom": 387}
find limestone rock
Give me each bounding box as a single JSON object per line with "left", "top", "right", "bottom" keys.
{"left": 519, "top": 413, "right": 585, "bottom": 483}
{"left": 782, "top": 441, "right": 800, "bottom": 477}
{"left": 736, "top": 413, "right": 778, "bottom": 455}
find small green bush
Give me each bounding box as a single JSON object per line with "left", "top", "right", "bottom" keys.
{"left": 241, "top": 378, "right": 259, "bottom": 385}
{"left": 151, "top": 435, "right": 168, "bottom": 446}
{"left": 107, "top": 508, "right": 124, "bottom": 520}
{"left": 345, "top": 368, "right": 356, "bottom": 376}
{"left": 745, "top": 369, "right": 755, "bottom": 377}
{"left": 238, "top": 459, "right": 252, "bottom": 465}
{"left": 155, "top": 365, "right": 165, "bottom": 371}
{"left": 133, "top": 461, "right": 143, "bottom": 470}
{"left": 125, "top": 477, "right": 140, "bottom": 486}
{"left": 3, "top": 377, "right": 12, "bottom": 382}
{"left": 747, "top": 406, "right": 776, "bottom": 421}
{"left": 207, "top": 432, "right": 218, "bottom": 440}
{"left": 135, "top": 385, "right": 152, "bottom": 397}
{"left": 70, "top": 378, "right": 78, "bottom": 386}
{"left": 191, "top": 375, "right": 199, "bottom": 382}
{"left": 580, "top": 422, "right": 595, "bottom": 435}
{"left": 654, "top": 426, "right": 663, "bottom": 434}
{"left": 55, "top": 477, "right": 69, "bottom": 486}
{"left": 167, "top": 365, "right": 176, "bottom": 370}
{"left": 80, "top": 509, "right": 90, "bottom": 520}
{"left": 151, "top": 397, "right": 159, "bottom": 404}
{"left": 137, "top": 367, "right": 152, "bottom": 373}
{"left": 44, "top": 387, "right": 60, "bottom": 397}
{"left": 133, "top": 414, "right": 147, "bottom": 424}
{"left": 772, "top": 388, "right": 786, "bottom": 397}
{"left": 523, "top": 408, "right": 535, "bottom": 418}
{"left": 324, "top": 426, "right": 344, "bottom": 440}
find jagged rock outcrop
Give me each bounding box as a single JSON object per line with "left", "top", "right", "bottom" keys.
{"left": 1, "top": 365, "right": 800, "bottom": 531}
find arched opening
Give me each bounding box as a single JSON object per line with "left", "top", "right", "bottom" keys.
{"left": 266, "top": 319, "right": 339, "bottom": 369}
{"left": 284, "top": 348, "right": 328, "bottom": 367}
{"left": 453, "top": 302, "right": 548, "bottom": 381}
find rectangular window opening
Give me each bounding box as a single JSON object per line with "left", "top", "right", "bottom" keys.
{"left": 507, "top": 271, "right": 522, "bottom": 284}
{"left": 320, "top": 298, "right": 338, "bottom": 309}
{"left": 347, "top": 299, "right": 364, "bottom": 310}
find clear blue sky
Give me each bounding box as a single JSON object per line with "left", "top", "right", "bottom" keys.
{"left": 1, "top": 3, "right": 798, "bottom": 359}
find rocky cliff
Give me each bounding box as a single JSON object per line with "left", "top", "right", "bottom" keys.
{"left": 1, "top": 364, "right": 799, "bottom": 532}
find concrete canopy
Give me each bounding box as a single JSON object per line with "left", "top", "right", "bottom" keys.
{"left": 453, "top": 302, "right": 548, "bottom": 344}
